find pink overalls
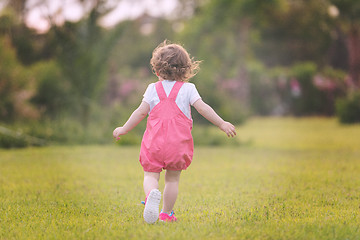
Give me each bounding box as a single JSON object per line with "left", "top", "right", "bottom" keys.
{"left": 140, "top": 81, "right": 194, "bottom": 172}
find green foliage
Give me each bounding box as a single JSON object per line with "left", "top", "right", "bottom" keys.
{"left": 52, "top": 8, "right": 127, "bottom": 126}
{"left": 0, "top": 37, "right": 33, "bottom": 121}
{"left": 255, "top": 1, "right": 334, "bottom": 67}
{"left": 289, "top": 62, "right": 324, "bottom": 115}
{"left": 247, "top": 61, "right": 279, "bottom": 115}
{"left": 2, "top": 0, "right": 360, "bottom": 148}
{"left": 246, "top": 62, "right": 347, "bottom": 117}
{"left": 111, "top": 19, "right": 175, "bottom": 70}
{"left": 0, "top": 131, "right": 28, "bottom": 148}
{"left": 336, "top": 90, "right": 360, "bottom": 124}
{"left": 115, "top": 132, "right": 142, "bottom": 146}
{"left": 31, "top": 61, "right": 69, "bottom": 117}
{"left": 192, "top": 125, "right": 241, "bottom": 146}
{"left": 321, "top": 66, "right": 347, "bottom": 89}
{"left": 329, "top": 0, "right": 360, "bottom": 87}
{"left": 0, "top": 103, "right": 126, "bottom": 148}
{"left": 330, "top": 0, "right": 360, "bottom": 22}
{"left": 178, "top": 0, "right": 338, "bottom": 121}
{"left": 1, "top": 118, "right": 360, "bottom": 239}
{"left": 0, "top": 6, "right": 46, "bottom": 65}
{"left": 270, "top": 62, "right": 348, "bottom": 116}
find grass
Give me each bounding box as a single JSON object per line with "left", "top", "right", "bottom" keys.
{"left": 1, "top": 117, "right": 360, "bottom": 239}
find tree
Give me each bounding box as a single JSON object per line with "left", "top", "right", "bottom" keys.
{"left": 254, "top": 1, "right": 335, "bottom": 68}
{"left": 0, "top": 1, "right": 40, "bottom": 65}
{"left": 330, "top": 0, "right": 360, "bottom": 88}
{"left": 51, "top": 2, "right": 125, "bottom": 126}
{"left": 3, "top": 0, "right": 27, "bottom": 22}
{"left": 178, "top": 0, "right": 286, "bottom": 122}
{"left": 0, "top": 37, "right": 37, "bottom": 120}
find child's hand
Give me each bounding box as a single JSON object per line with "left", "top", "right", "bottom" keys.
{"left": 219, "top": 121, "right": 237, "bottom": 138}
{"left": 113, "top": 127, "right": 127, "bottom": 141}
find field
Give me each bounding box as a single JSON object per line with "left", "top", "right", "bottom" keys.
{"left": 1, "top": 118, "right": 360, "bottom": 239}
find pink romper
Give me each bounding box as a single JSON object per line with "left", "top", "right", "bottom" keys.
{"left": 139, "top": 81, "right": 194, "bottom": 172}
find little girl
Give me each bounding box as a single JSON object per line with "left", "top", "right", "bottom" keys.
{"left": 113, "top": 41, "right": 236, "bottom": 224}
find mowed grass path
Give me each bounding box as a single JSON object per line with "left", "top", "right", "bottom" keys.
{"left": 1, "top": 118, "right": 360, "bottom": 239}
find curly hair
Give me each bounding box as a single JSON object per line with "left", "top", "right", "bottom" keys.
{"left": 150, "top": 40, "right": 200, "bottom": 82}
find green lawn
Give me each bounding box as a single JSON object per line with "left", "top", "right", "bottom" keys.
{"left": 1, "top": 118, "right": 360, "bottom": 239}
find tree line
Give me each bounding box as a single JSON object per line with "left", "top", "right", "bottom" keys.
{"left": 0, "top": 0, "right": 359, "bottom": 147}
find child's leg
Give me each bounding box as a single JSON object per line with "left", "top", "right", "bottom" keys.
{"left": 162, "top": 170, "right": 181, "bottom": 214}
{"left": 143, "top": 171, "right": 161, "bottom": 224}
{"left": 143, "top": 171, "right": 160, "bottom": 196}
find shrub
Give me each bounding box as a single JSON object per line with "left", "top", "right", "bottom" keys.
{"left": 0, "top": 124, "right": 45, "bottom": 148}
{"left": 0, "top": 133, "right": 28, "bottom": 148}
{"left": 336, "top": 91, "right": 360, "bottom": 124}
{"left": 115, "top": 132, "right": 142, "bottom": 146}
{"left": 192, "top": 125, "right": 241, "bottom": 146}
{"left": 31, "top": 61, "right": 70, "bottom": 118}
{"left": 0, "top": 37, "right": 35, "bottom": 121}
{"left": 289, "top": 62, "right": 323, "bottom": 116}
{"left": 247, "top": 61, "right": 279, "bottom": 115}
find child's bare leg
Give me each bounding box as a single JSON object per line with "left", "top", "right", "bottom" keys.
{"left": 162, "top": 170, "right": 181, "bottom": 213}
{"left": 143, "top": 171, "right": 160, "bottom": 196}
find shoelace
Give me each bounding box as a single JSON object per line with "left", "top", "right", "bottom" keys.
{"left": 160, "top": 210, "right": 175, "bottom": 216}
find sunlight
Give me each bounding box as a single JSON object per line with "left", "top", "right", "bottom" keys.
{"left": 22, "top": 0, "right": 178, "bottom": 32}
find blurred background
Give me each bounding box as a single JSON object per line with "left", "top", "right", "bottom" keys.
{"left": 0, "top": 0, "right": 359, "bottom": 148}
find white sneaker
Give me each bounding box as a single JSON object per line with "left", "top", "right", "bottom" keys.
{"left": 143, "top": 189, "right": 161, "bottom": 224}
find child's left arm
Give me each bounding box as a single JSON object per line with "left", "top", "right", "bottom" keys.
{"left": 113, "top": 101, "right": 150, "bottom": 140}
{"left": 193, "top": 99, "right": 236, "bottom": 137}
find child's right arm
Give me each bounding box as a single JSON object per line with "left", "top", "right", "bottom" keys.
{"left": 113, "top": 101, "right": 150, "bottom": 140}
{"left": 193, "top": 99, "right": 236, "bottom": 137}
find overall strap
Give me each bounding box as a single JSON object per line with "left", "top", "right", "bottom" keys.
{"left": 155, "top": 81, "right": 167, "bottom": 101}
{"left": 168, "top": 81, "right": 185, "bottom": 100}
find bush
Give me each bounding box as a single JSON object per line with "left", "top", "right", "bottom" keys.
{"left": 115, "top": 132, "right": 142, "bottom": 146}
{"left": 247, "top": 61, "right": 279, "bottom": 115}
{"left": 0, "top": 133, "right": 28, "bottom": 148}
{"left": 0, "top": 124, "right": 45, "bottom": 148}
{"left": 31, "top": 61, "right": 69, "bottom": 118}
{"left": 0, "top": 37, "right": 35, "bottom": 121}
{"left": 336, "top": 91, "right": 360, "bottom": 124}
{"left": 289, "top": 62, "right": 323, "bottom": 116}
{"left": 192, "top": 125, "right": 241, "bottom": 146}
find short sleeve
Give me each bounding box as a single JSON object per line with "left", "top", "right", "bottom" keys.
{"left": 142, "top": 83, "right": 155, "bottom": 104}
{"left": 188, "top": 83, "right": 201, "bottom": 105}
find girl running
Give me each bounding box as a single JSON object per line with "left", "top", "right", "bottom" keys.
{"left": 113, "top": 41, "right": 236, "bottom": 223}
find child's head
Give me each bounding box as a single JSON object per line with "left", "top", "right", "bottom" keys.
{"left": 150, "top": 40, "right": 200, "bottom": 82}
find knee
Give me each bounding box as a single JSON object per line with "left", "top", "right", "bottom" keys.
{"left": 144, "top": 171, "right": 160, "bottom": 181}
{"left": 165, "top": 170, "right": 181, "bottom": 183}
{"left": 165, "top": 177, "right": 180, "bottom": 184}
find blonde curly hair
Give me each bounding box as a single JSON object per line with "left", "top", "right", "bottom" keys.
{"left": 150, "top": 40, "right": 200, "bottom": 82}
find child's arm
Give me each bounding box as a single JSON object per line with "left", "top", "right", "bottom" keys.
{"left": 193, "top": 99, "right": 236, "bottom": 137}
{"left": 113, "top": 101, "right": 150, "bottom": 140}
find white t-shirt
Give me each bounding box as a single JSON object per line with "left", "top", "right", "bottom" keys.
{"left": 142, "top": 80, "right": 201, "bottom": 119}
